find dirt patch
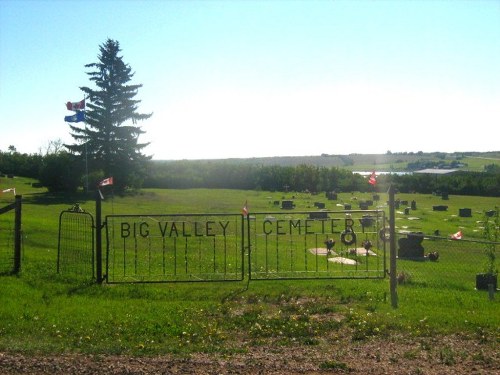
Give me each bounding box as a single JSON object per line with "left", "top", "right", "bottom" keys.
{"left": 1, "top": 334, "right": 498, "bottom": 374}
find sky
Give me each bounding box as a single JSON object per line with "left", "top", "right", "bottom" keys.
{"left": 1, "top": 0, "right": 499, "bottom": 160}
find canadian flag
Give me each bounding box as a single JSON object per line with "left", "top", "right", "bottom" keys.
{"left": 66, "top": 99, "right": 85, "bottom": 111}
{"left": 450, "top": 230, "right": 462, "bottom": 240}
{"left": 368, "top": 171, "right": 377, "bottom": 186}
{"left": 99, "top": 177, "right": 113, "bottom": 187}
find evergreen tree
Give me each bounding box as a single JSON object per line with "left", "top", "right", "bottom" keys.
{"left": 66, "top": 39, "right": 152, "bottom": 191}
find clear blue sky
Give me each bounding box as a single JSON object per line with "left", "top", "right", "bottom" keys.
{"left": 1, "top": 0, "right": 499, "bottom": 160}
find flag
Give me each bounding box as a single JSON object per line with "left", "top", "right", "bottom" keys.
{"left": 1, "top": 188, "right": 16, "bottom": 195}
{"left": 99, "top": 177, "right": 113, "bottom": 187}
{"left": 450, "top": 230, "right": 462, "bottom": 240}
{"left": 368, "top": 171, "right": 377, "bottom": 186}
{"left": 64, "top": 111, "right": 85, "bottom": 123}
{"left": 66, "top": 99, "right": 85, "bottom": 111}
{"left": 242, "top": 200, "right": 248, "bottom": 217}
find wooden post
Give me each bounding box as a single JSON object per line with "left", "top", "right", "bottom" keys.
{"left": 13, "top": 195, "right": 22, "bottom": 275}
{"left": 95, "top": 189, "right": 103, "bottom": 284}
{"left": 388, "top": 185, "right": 398, "bottom": 308}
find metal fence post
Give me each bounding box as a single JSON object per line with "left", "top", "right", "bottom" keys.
{"left": 388, "top": 185, "right": 398, "bottom": 308}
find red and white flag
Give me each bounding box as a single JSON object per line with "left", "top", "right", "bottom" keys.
{"left": 1, "top": 188, "right": 16, "bottom": 195}
{"left": 242, "top": 200, "right": 249, "bottom": 217}
{"left": 99, "top": 177, "right": 113, "bottom": 187}
{"left": 66, "top": 99, "right": 85, "bottom": 111}
{"left": 450, "top": 230, "right": 462, "bottom": 240}
{"left": 368, "top": 171, "right": 377, "bottom": 186}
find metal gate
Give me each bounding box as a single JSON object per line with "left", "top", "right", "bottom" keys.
{"left": 57, "top": 205, "right": 95, "bottom": 279}
{"left": 104, "top": 213, "right": 245, "bottom": 283}
{"left": 56, "top": 195, "right": 389, "bottom": 284}
{"left": 249, "top": 210, "right": 386, "bottom": 280}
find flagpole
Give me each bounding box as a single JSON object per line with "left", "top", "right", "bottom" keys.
{"left": 84, "top": 95, "right": 89, "bottom": 193}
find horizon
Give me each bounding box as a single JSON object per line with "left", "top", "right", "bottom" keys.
{"left": 1, "top": 1, "right": 499, "bottom": 160}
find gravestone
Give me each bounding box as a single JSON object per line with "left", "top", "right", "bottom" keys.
{"left": 281, "top": 200, "right": 295, "bottom": 209}
{"left": 309, "top": 211, "right": 328, "bottom": 219}
{"left": 359, "top": 202, "right": 369, "bottom": 210}
{"left": 485, "top": 210, "right": 496, "bottom": 217}
{"left": 404, "top": 207, "right": 410, "bottom": 215}
{"left": 344, "top": 204, "right": 351, "bottom": 210}
{"left": 314, "top": 202, "right": 325, "bottom": 209}
{"left": 359, "top": 215, "right": 374, "bottom": 228}
{"left": 411, "top": 200, "right": 417, "bottom": 210}
{"left": 433, "top": 205, "right": 448, "bottom": 211}
{"left": 458, "top": 208, "right": 472, "bottom": 217}
{"left": 326, "top": 192, "right": 337, "bottom": 200}
{"left": 398, "top": 232, "right": 425, "bottom": 258}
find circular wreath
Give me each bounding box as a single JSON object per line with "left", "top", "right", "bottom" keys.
{"left": 341, "top": 231, "right": 357, "bottom": 246}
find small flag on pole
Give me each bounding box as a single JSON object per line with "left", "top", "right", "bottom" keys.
{"left": 1, "top": 188, "right": 16, "bottom": 195}
{"left": 368, "top": 171, "right": 377, "bottom": 186}
{"left": 99, "top": 177, "right": 113, "bottom": 187}
{"left": 242, "top": 200, "right": 248, "bottom": 217}
{"left": 450, "top": 230, "right": 462, "bottom": 240}
{"left": 66, "top": 99, "right": 85, "bottom": 111}
{"left": 64, "top": 111, "right": 85, "bottom": 123}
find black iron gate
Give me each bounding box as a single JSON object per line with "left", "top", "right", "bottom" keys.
{"left": 104, "top": 213, "right": 245, "bottom": 283}
{"left": 57, "top": 195, "right": 388, "bottom": 284}
{"left": 248, "top": 210, "right": 386, "bottom": 280}
{"left": 57, "top": 205, "right": 95, "bottom": 279}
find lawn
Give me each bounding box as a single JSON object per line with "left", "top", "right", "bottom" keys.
{"left": 0, "top": 177, "right": 498, "bottom": 373}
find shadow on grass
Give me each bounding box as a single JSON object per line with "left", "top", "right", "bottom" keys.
{"left": 21, "top": 191, "right": 94, "bottom": 206}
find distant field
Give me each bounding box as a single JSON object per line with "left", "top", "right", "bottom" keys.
{"left": 159, "top": 151, "right": 500, "bottom": 172}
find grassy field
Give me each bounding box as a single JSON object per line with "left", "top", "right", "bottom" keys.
{"left": 0, "top": 177, "right": 498, "bottom": 360}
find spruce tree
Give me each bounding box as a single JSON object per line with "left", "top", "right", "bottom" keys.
{"left": 66, "top": 39, "right": 152, "bottom": 191}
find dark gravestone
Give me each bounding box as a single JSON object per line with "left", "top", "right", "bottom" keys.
{"left": 433, "top": 205, "right": 448, "bottom": 211}
{"left": 411, "top": 200, "right": 417, "bottom": 210}
{"left": 359, "top": 202, "right": 369, "bottom": 210}
{"left": 400, "top": 200, "right": 408, "bottom": 205}
{"left": 442, "top": 192, "right": 449, "bottom": 200}
{"left": 326, "top": 192, "right": 337, "bottom": 200}
{"left": 344, "top": 204, "right": 351, "bottom": 210}
{"left": 485, "top": 210, "right": 496, "bottom": 217}
{"left": 359, "top": 215, "right": 374, "bottom": 228}
{"left": 314, "top": 202, "right": 325, "bottom": 209}
{"left": 398, "top": 232, "right": 425, "bottom": 259}
{"left": 281, "top": 200, "right": 295, "bottom": 209}
{"left": 309, "top": 211, "right": 328, "bottom": 219}
{"left": 458, "top": 208, "right": 472, "bottom": 217}
{"left": 373, "top": 194, "right": 380, "bottom": 201}
{"left": 404, "top": 207, "right": 410, "bottom": 215}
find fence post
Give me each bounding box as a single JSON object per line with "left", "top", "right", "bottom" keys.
{"left": 13, "top": 195, "right": 22, "bottom": 275}
{"left": 95, "top": 190, "right": 103, "bottom": 284}
{"left": 388, "top": 185, "right": 398, "bottom": 308}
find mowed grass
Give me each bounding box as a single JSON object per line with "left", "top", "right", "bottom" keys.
{"left": 0, "top": 177, "right": 498, "bottom": 355}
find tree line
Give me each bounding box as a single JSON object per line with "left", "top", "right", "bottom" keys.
{"left": 1, "top": 151, "right": 498, "bottom": 197}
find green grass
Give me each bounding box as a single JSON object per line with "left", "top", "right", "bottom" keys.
{"left": 0, "top": 177, "right": 498, "bottom": 356}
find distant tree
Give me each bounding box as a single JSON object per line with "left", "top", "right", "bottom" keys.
{"left": 38, "top": 152, "right": 82, "bottom": 193}
{"left": 66, "top": 39, "right": 152, "bottom": 191}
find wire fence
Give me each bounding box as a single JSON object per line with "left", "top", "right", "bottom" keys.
{"left": 395, "top": 232, "right": 498, "bottom": 291}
